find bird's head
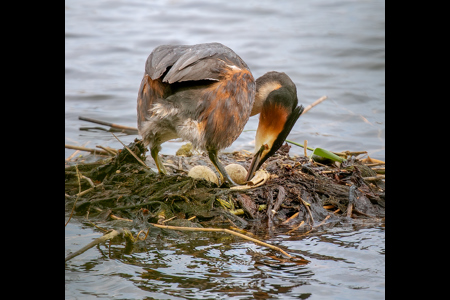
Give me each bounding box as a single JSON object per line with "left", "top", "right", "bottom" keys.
{"left": 246, "top": 72, "right": 304, "bottom": 181}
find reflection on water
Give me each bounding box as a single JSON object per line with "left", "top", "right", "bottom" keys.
{"left": 65, "top": 220, "right": 384, "bottom": 299}
{"left": 65, "top": 0, "right": 385, "bottom": 298}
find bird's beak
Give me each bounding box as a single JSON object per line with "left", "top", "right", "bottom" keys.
{"left": 246, "top": 144, "right": 268, "bottom": 181}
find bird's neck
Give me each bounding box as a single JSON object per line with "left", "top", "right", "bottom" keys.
{"left": 254, "top": 103, "right": 288, "bottom": 154}
{"left": 250, "top": 81, "right": 282, "bottom": 116}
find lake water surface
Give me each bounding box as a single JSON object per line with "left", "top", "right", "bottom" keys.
{"left": 65, "top": 0, "right": 385, "bottom": 298}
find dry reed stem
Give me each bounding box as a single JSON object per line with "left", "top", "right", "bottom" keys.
{"left": 66, "top": 141, "right": 90, "bottom": 161}
{"left": 286, "top": 220, "right": 305, "bottom": 234}
{"left": 66, "top": 150, "right": 81, "bottom": 161}
{"left": 79, "top": 116, "right": 139, "bottom": 132}
{"left": 65, "top": 229, "right": 124, "bottom": 262}
{"left": 366, "top": 163, "right": 385, "bottom": 167}
{"left": 299, "top": 196, "right": 314, "bottom": 225}
{"left": 85, "top": 220, "right": 109, "bottom": 233}
{"left": 92, "top": 207, "right": 133, "bottom": 222}
{"left": 282, "top": 212, "right": 299, "bottom": 225}
{"left": 290, "top": 215, "right": 331, "bottom": 238}
{"left": 136, "top": 228, "right": 150, "bottom": 241}
{"left": 332, "top": 151, "right": 368, "bottom": 157}
{"left": 346, "top": 203, "right": 353, "bottom": 218}
{"left": 229, "top": 226, "right": 256, "bottom": 237}
{"left": 360, "top": 157, "right": 385, "bottom": 164}
{"left": 111, "top": 133, "right": 149, "bottom": 169}
{"left": 96, "top": 145, "right": 117, "bottom": 156}
{"left": 65, "top": 144, "right": 109, "bottom": 155}
{"left": 161, "top": 216, "right": 176, "bottom": 223}
{"left": 317, "top": 215, "right": 331, "bottom": 226}
{"left": 110, "top": 214, "right": 133, "bottom": 222}
{"left": 304, "top": 140, "right": 308, "bottom": 157}
{"left": 74, "top": 183, "right": 104, "bottom": 197}
{"left": 363, "top": 175, "right": 385, "bottom": 181}
{"left": 81, "top": 175, "right": 95, "bottom": 188}
{"left": 302, "top": 96, "right": 328, "bottom": 115}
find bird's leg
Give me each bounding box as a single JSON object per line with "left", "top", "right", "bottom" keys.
{"left": 151, "top": 146, "right": 167, "bottom": 175}
{"left": 208, "top": 149, "right": 238, "bottom": 187}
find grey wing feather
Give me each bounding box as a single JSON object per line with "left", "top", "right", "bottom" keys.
{"left": 146, "top": 45, "right": 187, "bottom": 79}
{"left": 145, "top": 42, "right": 247, "bottom": 84}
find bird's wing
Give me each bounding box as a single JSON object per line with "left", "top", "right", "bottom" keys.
{"left": 145, "top": 42, "right": 248, "bottom": 84}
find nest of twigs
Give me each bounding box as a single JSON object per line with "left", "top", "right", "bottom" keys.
{"left": 65, "top": 139, "right": 385, "bottom": 261}
{"left": 65, "top": 138, "right": 384, "bottom": 229}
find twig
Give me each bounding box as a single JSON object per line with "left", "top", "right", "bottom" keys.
{"left": 79, "top": 116, "right": 139, "bottom": 133}
{"left": 65, "top": 144, "right": 109, "bottom": 155}
{"left": 111, "top": 133, "right": 149, "bottom": 169}
{"left": 346, "top": 203, "right": 353, "bottom": 218}
{"left": 332, "top": 150, "right": 367, "bottom": 158}
{"left": 110, "top": 214, "right": 133, "bottom": 222}
{"left": 92, "top": 207, "right": 133, "bottom": 222}
{"left": 347, "top": 185, "right": 356, "bottom": 218}
{"left": 66, "top": 149, "right": 81, "bottom": 161}
{"left": 299, "top": 196, "right": 314, "bottom": 225}
{"left": 74, "top": 183, "right": 104, "bottom": 197}
{"left": 286, "top": 220, "right": 305, "bottom": 234}
{"left": 372, "top": 167, "right": 385, "bottom": 174}
{"left": 290, "top": 215, "right": 330, "bottom": 237}
{"left": 66, "top": 141, "right": 91, "bottom": 161}
{"left": 81, "top": 175, "right": 95, "bottom": 188}
{"left": 136, "top": 228, "right": 151, "bottom": 241}
{"left": 65, "top": 229, "right": 124, "bottom": 262}
{"left": 282, "top": 212, "right": 299, "bottom": 224}
{"left": 316, "top": 215, "right": 331, "bottom": 227}
{"left": 352, "top": 208, "right": 373, "bottom": 218}
{"left": 363, "top": 175, "right": 385, "bottom": 181}
{"left": 229, "top": 226, "right": 256, "bottom": 237}
{"left": 302, "top": 96, "right": 328, "bottom": 115}
{"left": 150, "top": 223, "right": 292, "bottom": 258}
{"left": 365, "top": 163, "right": 385, "bottom": 167}
{"left": 304, "top": 140, "right": 308, "bottom": 157}
{"left": 96, "top": 145, "right": 117, "bottom": 156}
{"left": 85, "top": 220, "right": 109, "bottom": 233}
{"left": 161, "top": 216, "right": 176, "bottom": 223}
{"left": 323, "top": 205, "right": 335, "bottom": 210}
{"left": 360, "top": 157, "right": 385, "bottom": 164}
{"left": 321, "top": 170, "right": 338, "bottom": 174}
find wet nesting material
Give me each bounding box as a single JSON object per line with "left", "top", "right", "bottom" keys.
{"left": 65, "top": 139, "right": 385, "bottom": 233}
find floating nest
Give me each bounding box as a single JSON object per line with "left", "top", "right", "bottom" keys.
{"left": 65, "top": 139, "right": 385, "bottom": 234}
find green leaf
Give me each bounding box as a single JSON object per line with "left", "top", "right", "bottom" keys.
{"left": 311, "top": 148, "right": 346, "bottom": 162}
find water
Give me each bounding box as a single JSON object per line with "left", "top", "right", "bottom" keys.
{"left": 65, "top": 0, "right": 385, "bottom": 298}
{"left": 65, "top": 219, "right": 385, "bottom": 299}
